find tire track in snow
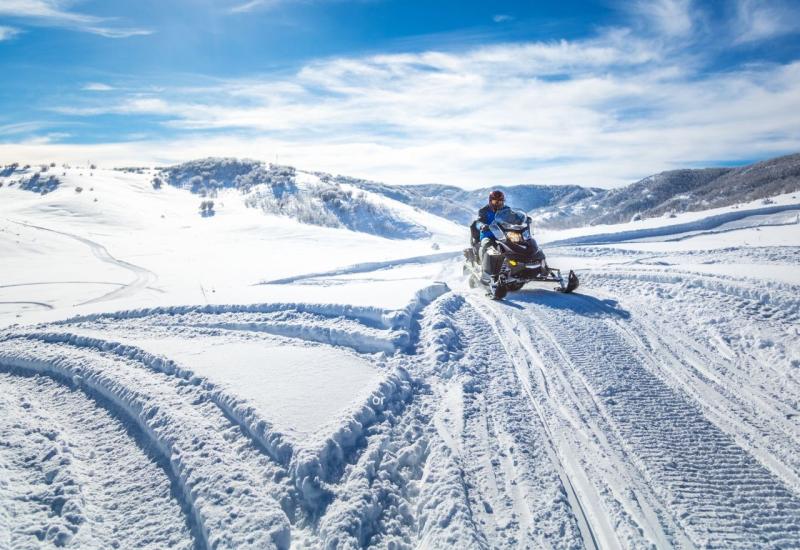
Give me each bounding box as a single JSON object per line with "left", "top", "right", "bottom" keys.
{"left": 0, "top": 301, "right": 53, "bottom": 310}
{"left": 1, "top": 287, "right": 449, "bottom": 547}
{"left": 466, "top": 293, "right": 616, "bottom": 550}
{"left": 10, "top": 220, "right": 157, "bottom": 306}
{"left": 0, "top": 371, "right": 194, "bottom": 549}
{"left": 9, "top": 330, "right": 297, "bottom": 469}
{"left": 427, "top": 294, "right": 587, "bottom": 548}
{"left": 259, "top": 251, "right": 460, "bottom": 285}
{"left": 584, "top": 268, "right": 800, "bottom": 493}
{"left": 509, "top": 290, "right": 800, "bottom": 548}
{"left": 0, "top": 338, "right": 293, "bottom": 549}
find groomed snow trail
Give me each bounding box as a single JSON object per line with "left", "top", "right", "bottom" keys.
{"left": 456, "top": 249, "right": 800, "bottom": 548}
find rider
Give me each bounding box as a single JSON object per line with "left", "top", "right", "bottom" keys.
{"left": 476, "top": 190, "right": 506, "bottom": 261}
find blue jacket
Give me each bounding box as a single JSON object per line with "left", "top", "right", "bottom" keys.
{"left": 477, "top": 204, "right": 498, "bottom": 240}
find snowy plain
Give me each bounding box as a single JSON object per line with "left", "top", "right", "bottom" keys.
{"left": 1, "top": 164, "right": 799, "bottom": 549}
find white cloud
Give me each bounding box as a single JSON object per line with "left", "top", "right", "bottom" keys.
{"left": 82, "top": 82, "right": 114, "bottom": 92}
{"left": 0, "top": 25, "right": 21, "bottom": 40}
{"left": 0, "top": 0, "right": 152, "bottom": 38}
{"left": 628, "top": 0, "right": 696, "bottom": 37}
{"left": 733, "top": 0, "right": 800, "bottom": 44}
{"left": 0, "top": 121, "right": 44, "bottom": 135}
{"left": 229, "top": 0, "right": 282, "bottom": 13}
{"left": 493, "top": 15, "right": 513, "bottom": 24}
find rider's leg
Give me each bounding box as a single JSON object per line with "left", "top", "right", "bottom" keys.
{"left": 479, "top": 237, "right": 495, "bottom": 283}
{"left": 479, "top": 237, "right": 494, "bottom": 262}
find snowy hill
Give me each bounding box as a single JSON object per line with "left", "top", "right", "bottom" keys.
{"left": 532, "top": 152, "right": 800, "bottom": 228}
{"left": 0, "top": 160, "right": 463, "bottom": 328}
{"left": 157, "top": 158, "right": 440, "bottom": 239}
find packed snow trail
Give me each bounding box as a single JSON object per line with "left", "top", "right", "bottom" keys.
{"left": 0, "top": 338, "right": 293, "bottom": 549}
{"left": 464, "top": 273, "right": 800, "bottom": 548}
{"left": 9, "top": 220, "right": 157, "bottom": 305}
{"left": 418, "top": 294, "right": 588, "bottom": 548}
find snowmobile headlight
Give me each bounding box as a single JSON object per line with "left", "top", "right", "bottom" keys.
{"left": 507, "top": 231, "right": 522, "bottom": 243}
{"left": 508, "top": 260, "right": 518, "bottom": 266}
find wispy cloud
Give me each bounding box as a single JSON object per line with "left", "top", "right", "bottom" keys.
{"left": 0, "top": 0, "right": 152, "bottom": 38}
{"left": 627, "top": 0, "right": 697, "bottom": 37}
{"left": 0, "top": 121, "right": 45, "bottom": 136}
{"left": 732, "top": 0, "right": 800, "bottom": 44}
{"left": 493, "top": 14, "right": 513, "bottom": 24}
{"left": 0, "top": 25, "right": 21, "bottom": 41}
{"left": 229, "top": 0, "right": 283, "bottom": 13}
{"left": 82, "top": 82, "right": 114, "bottom": 92}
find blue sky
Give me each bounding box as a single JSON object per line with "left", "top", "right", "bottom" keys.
{"left": 1, "top": 0, "right": 799, "bottom": 188}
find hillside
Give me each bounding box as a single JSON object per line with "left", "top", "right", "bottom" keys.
{"left": 531, "top": 153, "right": 800, "bottom": 228}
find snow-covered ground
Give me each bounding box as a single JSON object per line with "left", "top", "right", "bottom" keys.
{"left": 1, "top": 165, "right": 799, "bottom": 548}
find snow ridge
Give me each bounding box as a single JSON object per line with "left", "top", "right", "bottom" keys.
{"left": 5, "top": 330, "right": 295, "bottom": 467}
{"left": 0, "top": 340, "right": 293, "bottom": 550}
{"left": 545, "top": 203, "right": 800, "bottom": 247}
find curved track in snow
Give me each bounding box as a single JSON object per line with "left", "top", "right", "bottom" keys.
{"left": 10, "top": 220, "right": 158, "bottom": 305}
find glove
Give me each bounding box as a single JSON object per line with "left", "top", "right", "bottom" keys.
{"left": 478, "top": 223, "right": 488, "bottom": 232}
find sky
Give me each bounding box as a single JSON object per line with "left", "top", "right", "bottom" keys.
{"left": 1, "top": 0, "right": 799, "bottom": 189}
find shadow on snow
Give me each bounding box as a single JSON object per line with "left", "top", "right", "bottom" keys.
{"left": 501, "top": 288, "right": 630, "bottom": 319}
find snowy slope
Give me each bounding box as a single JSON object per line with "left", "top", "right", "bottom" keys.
{"left": 0, "top": 162, "right": 463, "bottom": 327}
{"left": 2, "top": 162, "right": 800, "bottom": 549}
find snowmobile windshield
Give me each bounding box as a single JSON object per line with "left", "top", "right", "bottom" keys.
{"left": 492, "top": 208, "right": 528, "bottom": 229}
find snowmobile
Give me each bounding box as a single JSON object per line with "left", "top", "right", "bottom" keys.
{"left": 463, "top": 207, "right": 579, "bottom": 300}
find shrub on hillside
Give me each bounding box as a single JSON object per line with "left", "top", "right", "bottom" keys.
{"left": 199, "top": 200, "right": 215, "bottom": 217}
{"left": 19, "top": 173, "right": 60, "bottom": 195}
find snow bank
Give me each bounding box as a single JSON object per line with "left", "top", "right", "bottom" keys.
{"left": 546, "top": 203, "right": 800, "bottom": 246}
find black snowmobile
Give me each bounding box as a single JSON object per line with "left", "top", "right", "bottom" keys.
{"left": 463, "top": 207, "right": 579, "bottom": 300}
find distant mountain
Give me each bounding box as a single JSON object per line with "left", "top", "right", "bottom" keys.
{"left": 156, "top": 153, "right": 800, "bottom": 233}
{"left": 7, "top": 153, "right": 795, "bottom": 236}
{"left": 345, "top": 179, "right": 600, "bottom": 226}
{"left": 354, "top": 153, "right": 800, "bottom": 229}
{"left": 530, "top": 153, "right": 800, "bottom": 228}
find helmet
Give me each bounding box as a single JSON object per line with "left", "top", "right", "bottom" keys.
{"left": 488, "top": 190, "right": 505, "bottom": 208}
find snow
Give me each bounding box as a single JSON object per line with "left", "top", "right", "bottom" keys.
{"left": 0, "top": 165, "right": 462, "bottom": 327}
{"left": 2, "top": 162, "right": 800, "bottom": 549}
{"left": 70, "top": 334, "right": 385, "bottom": 440}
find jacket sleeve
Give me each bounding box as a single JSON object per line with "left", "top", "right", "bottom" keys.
{"left": 477, "top": 205, "right": 490, "bottom": 225}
